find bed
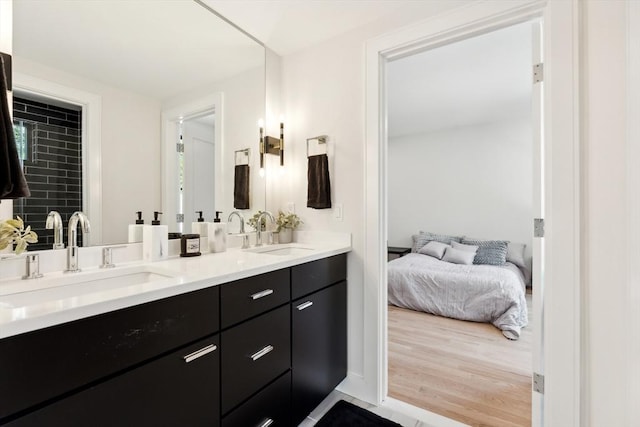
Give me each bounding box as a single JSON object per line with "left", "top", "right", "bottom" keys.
{"left": 388, "top": 252, "right": 528, "bottom": 340}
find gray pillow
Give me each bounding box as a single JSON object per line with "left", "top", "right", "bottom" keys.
{"left": 418, "top": 241, "right": 450, "bottom": 259}
{"left": 412, "top": 231, "right": 463, "bottom": 252}
{"left": 461, "top": 238, "right": 509, "bottom": 265}
{"left": 451, "top": 241, "right": 479, "bottom": 253}
{"left": 442, "top": 246, "right": 476, "bottom": 265}
{"left": 506, "top": 242, "right": 527, "bottom": 269}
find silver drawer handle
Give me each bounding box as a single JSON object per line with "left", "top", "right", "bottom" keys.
{"left": 296, "top": 301, "right": 313, "bottom": 311}
{"left": 258, "top": 419, "right": 274, "bottom": 427}
{"left": 250, "top": 345, "right": 274, "bottom": 361}
{"left": 251, "top": 289, "right": 274, "bottom": 300}
{"left": 183, "top": 344, "right": 217, "bottom": 363}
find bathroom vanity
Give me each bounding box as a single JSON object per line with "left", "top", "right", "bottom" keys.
{"left": 0, "top": 242, "right": 349, "bottom": 427}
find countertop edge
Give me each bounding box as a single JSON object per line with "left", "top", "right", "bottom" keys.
{"left": 0, "top": 245, "right": 351, "bottom": 339}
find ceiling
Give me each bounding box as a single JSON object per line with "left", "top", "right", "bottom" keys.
{"left": 13, "top": 0, "right": 264, "bottom": 100}
{"left": 387, "top": 22, "right": 533, "bottom": 138}
{"left": 205, "top": 0, "right": 471, "bottom": 56}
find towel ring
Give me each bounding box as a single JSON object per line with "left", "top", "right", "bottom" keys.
{"left": 234, "top": 148, "right": 250, "bottom": 166}
{"left": 306, "top": 135, "right": 328, "bottom": 158}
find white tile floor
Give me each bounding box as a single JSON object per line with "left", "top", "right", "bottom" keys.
{"left": 298, "top": 390, "right": 438, "bottom": 427}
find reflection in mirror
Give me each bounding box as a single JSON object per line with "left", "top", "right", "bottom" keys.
{"left": 12, "top": 0, "right": 266, "bottom": 248}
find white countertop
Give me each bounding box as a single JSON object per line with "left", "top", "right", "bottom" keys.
{"left": 0, "top": 236, "right": 351, "bottom": 339}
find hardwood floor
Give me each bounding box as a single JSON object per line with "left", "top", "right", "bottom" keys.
{"left": 388, "top": 293, "right": 533, "bottom": 427}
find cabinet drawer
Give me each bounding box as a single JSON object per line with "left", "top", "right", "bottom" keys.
{"left": 222, "top": 371, "right": 291, "bottom": 427}
{"left": 5, "top": 335, "right": 221, "bottom": 427}
{"left": 221, "top": 304, "right": 291, "bottom": 414}
{"left": 0, "top": 286, "right": 219, "bottom": 421}
{"left": 221, "top": 268, "right": 290, "bottom": 329}
{"left": 291, "top": 253, "right": 347, "bottom": 299}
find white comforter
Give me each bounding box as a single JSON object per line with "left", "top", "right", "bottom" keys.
{"left": 388, "top": 253, "right": 528, "bottom": 340}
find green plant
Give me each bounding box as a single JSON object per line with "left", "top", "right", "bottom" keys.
{"left": 247, "top": 211, "right": 266, "bottom": 231}
{"left": 275, "top": 211, "right": 302, "bottom": 232}
{"left": 0, "top": 216, "right": 38, "bottom": 254}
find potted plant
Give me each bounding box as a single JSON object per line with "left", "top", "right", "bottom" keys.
{"left": 275, "top": 211, "right": 302, "bottom": 244}
{"left": 0, "top": 216, "right": 38, "bottom": 255}
{"left": 247, "top": 210, "right": 267, "bottom": 232}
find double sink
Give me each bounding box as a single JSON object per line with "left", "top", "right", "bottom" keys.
{"left": 0, "top": 244, "right": 315, "bottom": 315}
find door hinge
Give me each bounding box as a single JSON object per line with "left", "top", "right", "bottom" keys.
{"left": 176, "top": 143, "right": 184, "bottom": 153}
{"left": 176, "top": 213, "right": 184, "bottom": 223}
{"left": 533, "top": 372, "right": 545, "bottom": 394}
{"left": 533, "top": 63, "right": 544, "bottom": 84}
{"left": 534, "top": 218, "right": 545, "bottom": 238}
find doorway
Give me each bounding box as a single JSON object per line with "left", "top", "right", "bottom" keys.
{"left": 363, "top": 2, "right": 581, "bottom": 426}
{"left": 385, "top": 21, "right": 538, "bottom": 426}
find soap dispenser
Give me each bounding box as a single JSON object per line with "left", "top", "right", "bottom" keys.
{"left": 143, "top": 211, "right": 168, "bottom": 261}
{"left": 192, "top": 211, "right": 209, "bottom": 252}
{"left": 128, "top": 211, "right": 144, "bottom": 243}
{"left": 208, "top": 211, "right": 227, "bottom": 253}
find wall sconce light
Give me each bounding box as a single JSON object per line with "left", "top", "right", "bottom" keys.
{"left": 259, "top": 120, "right": 284, "bottom": 174}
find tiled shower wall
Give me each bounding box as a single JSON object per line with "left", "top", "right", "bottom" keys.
{"left": 13, "top": 97, "right": 82, "bottom": 251}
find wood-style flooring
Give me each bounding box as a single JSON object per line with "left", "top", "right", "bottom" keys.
{"left": 388, "top": 293, "right": 533, "bottom": 427}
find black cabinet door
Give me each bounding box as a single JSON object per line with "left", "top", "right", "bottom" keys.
{"left": 6, "top": 335, "right": 221, "bottom": 427}
{"left": 291, "top": 281, "right": 347, "bottom": 426}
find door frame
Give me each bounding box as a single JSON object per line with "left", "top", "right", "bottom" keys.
{"left": 364, "top": 1, "right": 582, "bottom": 426}
{"left": 13, "top": 73, "right": 103, "bottom": 246}
{"left": 161, "top": 93, "right": 223, "bottom": 233}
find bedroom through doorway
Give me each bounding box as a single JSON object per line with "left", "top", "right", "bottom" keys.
{"left": 385, "top": 20, "right": 542, "bottom": 427}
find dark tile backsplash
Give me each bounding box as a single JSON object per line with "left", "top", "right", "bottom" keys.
{"left": 13, "top": 97, "right": 83, "bottom": 251}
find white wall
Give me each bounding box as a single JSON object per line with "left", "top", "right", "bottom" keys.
{"left": 278, "top": 1, "right": 638, "bottom": 425}
{"left": 583, "top": 1, "right": 632, "bottom": 425}
{"left": 388, "top": 119, "right": 533, "bottom": 262}
{"left": 13, "top": 57, "right": 161, "bottom": 245}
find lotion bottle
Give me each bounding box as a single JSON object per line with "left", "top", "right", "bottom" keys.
{"left": 143, "top": 211, "right": 168, "bottom": 261}
{"left": 128, "top": 211, "right": 144, "bottom": 243}
{"left": 192, "top": 211, "right": 209, "bottom": 252}
{"left": 208, "top": 211, "right": 227, "bottom": 253}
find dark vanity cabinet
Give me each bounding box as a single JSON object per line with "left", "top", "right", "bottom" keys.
{"left": 5, "top": 335, "right": 221, "bottom": 427}
{"left": 0, "top": 253, "right": 348, "bottom": 427}
{"left": 0, "top": 286, "right": 221, "bottom": 426}
{"left": 291, "top": 255, "right": 348, "bottom": 427}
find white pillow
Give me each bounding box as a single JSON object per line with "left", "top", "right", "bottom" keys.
{"left": 451, "top": 241, "right": 479, "bottom": 253}
{"left": 506, "top": 242, "right": 527, "bottom": 269}
{"left": 442, "top": 246, "right": 476, "bottom": 265}
{"left": 418, "top": 241, "right": 450, "bottom": 259}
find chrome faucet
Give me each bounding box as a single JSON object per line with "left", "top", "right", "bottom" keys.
{"left": 255, "top": 211, "right": 275, "bottom": 247}
{"left": 66, "top": 211, "right": 90, "bottom": 273}
{"left": 45, "top": 210, "right": 65, "bottom": 249}
{"left": 228, "top": 211, "right": 250, "bottom": 249}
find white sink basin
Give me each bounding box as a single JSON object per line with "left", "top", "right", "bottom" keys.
{"left": 245, "top": 244, "right": 315, "bottom": 256}
{"left": 0, "top": 265, "right": 179, "bottom": 310}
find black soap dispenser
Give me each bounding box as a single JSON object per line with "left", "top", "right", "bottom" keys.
{"left": 151, "top": 211, "right": 162, "bottom": 225}
{"left": 128, "top": 211, "right": 144, "bottom": 243}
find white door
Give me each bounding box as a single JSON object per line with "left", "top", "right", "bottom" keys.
{"left": 182, "top": 115, "right": 215, "bottom": 230}
{"left": 531, "top": 20, "right": 544, "bottom": 427}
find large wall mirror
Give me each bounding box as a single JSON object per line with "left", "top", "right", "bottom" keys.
{"left": 12, "top": 0, "right": 266, "bottom": 249}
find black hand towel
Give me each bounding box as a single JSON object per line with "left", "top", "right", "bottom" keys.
{"left": 233, "top": 164, "right": 250, "bottom": 209}
{"left": 307, "top": 153, "right": 331, "bottom": 209}
{"left": 0, "top": 55, "right": 30, "bottom": 200}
